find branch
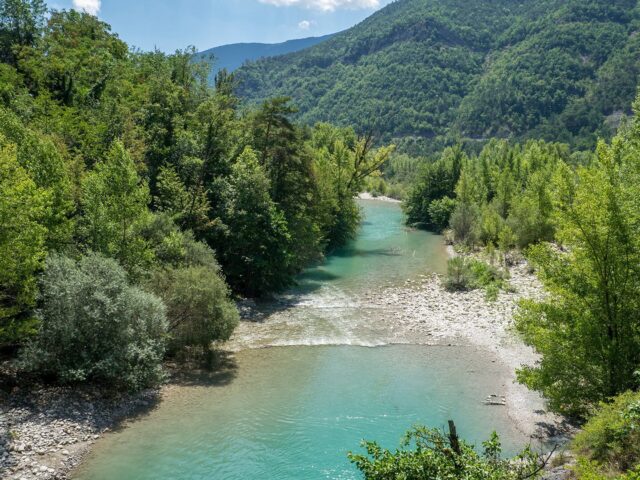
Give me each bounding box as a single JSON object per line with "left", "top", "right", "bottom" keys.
{"left": 518, "top": 444, "right": 558, "bottom": 480}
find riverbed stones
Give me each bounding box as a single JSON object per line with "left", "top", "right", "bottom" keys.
{"left": 0, "top": 385, "right": 159, "bottom": 480}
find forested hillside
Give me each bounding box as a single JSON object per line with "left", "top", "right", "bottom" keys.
{"left": 236, "top": 0, "right": 640, "bottom": 154}
{"left": 195, "top": 34, "right": 333, "bottom": 82}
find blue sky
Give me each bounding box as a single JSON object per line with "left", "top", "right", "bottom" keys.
{"left": 49, "top": 0, "right": 394, "bottom": 52}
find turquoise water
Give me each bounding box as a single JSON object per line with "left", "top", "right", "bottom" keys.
{"left": 74, "top": 200, "right": 530, "bottom": 480}
{"left": 75, "top": 346, "right": 526, "bottom": 480}
{"left": 300, "top": 199, "right": 448, "bottom": 293}
{"left": 227, "top": 200, "right": 449, "bottom": 350}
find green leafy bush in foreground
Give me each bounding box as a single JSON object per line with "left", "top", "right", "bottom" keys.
{"left": 20, "top": 253, "right": 168, "bottom": 390}
{"left": 349, "top": 425, "right": 541, "bottom": 480}
{"left": 572, "top": 391, "right": 640, "bottom": 479}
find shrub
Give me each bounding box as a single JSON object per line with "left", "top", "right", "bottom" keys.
{"left": 445, "top": 257, "right": 473, "bottom": 291}
{"left": 450, "top": 202, "right": 480, "bottom": 245}
{"left": 444, "top": 257, "right": 508, "bottom": 300}
{"left": 141, "top": 212, "right": 221, "bottom": 271}
{"left": 349, "top": 425, "right": 541, "bottom": 480}
{"left": 386, "top": 183, "right": 406, "bottom": 200}
{"left": 573, "top": 391, "right": 640, "bottom": 476}
{"left": 147, "top": 265, "right": 239, "bottom": 356}
{"left": 428, "top": 196, "right": 457, "bottom": 232}
{"left": 497, "top": 226, "right": 517, "bottom": 253}
{"left": 20, "top": 253, "right": 168, "bottom": 390}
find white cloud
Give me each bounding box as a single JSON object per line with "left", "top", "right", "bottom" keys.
{"left": 73, "top": 0, "right": 101, "bottom": 15}
{"left": 259, "top": 0, "right": 380, "bottom": 12}
{"left": 298, "top": 20, "right": 314, "bottom": 30}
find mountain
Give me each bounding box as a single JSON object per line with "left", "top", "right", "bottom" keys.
{"left": 235, "top": 0, "right": 640, "bottom": 154}
{"left": 196, "top": 34, "right": 334, "bottom": 82}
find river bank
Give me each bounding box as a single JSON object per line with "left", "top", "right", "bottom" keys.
{"left": 0, "top": 260, "right": 568, "bottom": 480}
{"left": 0, "top": 382, "right": 159, "bottom": 480}
{"left": 1, "top": 256, "right": 569, "bottom": 480}
{"left": 371, "top": 256, "right": 567, "bottom": 441}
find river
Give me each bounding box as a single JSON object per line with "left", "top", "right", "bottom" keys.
{"left": 74, "top": 199, "right": 534, "bottom": 480}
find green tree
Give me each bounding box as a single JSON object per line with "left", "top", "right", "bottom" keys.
{"left": 18, "top": 10, "right": 128, "bottom": 107}
{"left": 20, "top": 253, "right": 167, "bottom": 390}
{"left": 142, "top": 213, "right": 239, "bottom": 355}
{"left": 0, "top": 108, "right": 73, "bottom": 249}
{"left": 573, "top": 391, "right": 640, "bottom": 477}
{"left": 516, "top": 132, "right": 640, "bottom": 417}
{"left": 507, "top": 165, "right": 556, "bottom": 249}
{"left": 148, "top": 265, "right": 239, "bottom": 356}
{"left": 252, "top": 98, "right": 325, "bottom": 267}
{"left": 154, "top": 164, "right": 211, "bottom": 232}
{"left": 449, "top": 170, "right": 481, "bottom": 245}
{"left": 403, "top": 146, "right": 464, "bottom": 229}
{"left": 81, "top": 141, "right": 153, "bottom": 276}
{"left": 0, "top": 0, "right": 46, "bottom": 65}
{"left": 0, "top": 141, "right": 48, "bottom": 345}
{"left": 428, "top": 196, "right": 457, "bottom": 233}
{"left": 214, "top": 147, "right": 293, "bottom": 296}
{"left": 252, "top": 97, "right": 299, "bottom": 200}
{"left": 311, "top": 123, "right": 394, "bottom": 248}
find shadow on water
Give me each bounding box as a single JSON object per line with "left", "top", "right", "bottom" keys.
{"left": 168, "top": 351, "right": 239, "bottom": 388}
{"left": 296, "top": 269, "right": 341, "bottom": 283}
{"left": 331, "top": 247, "right": 403, "bottom": 258}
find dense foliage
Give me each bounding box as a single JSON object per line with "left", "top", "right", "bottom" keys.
{"left": 405, "top": 139, "right": 570, "bottom": 250}
{"left": 20, "top": 254, "right": 167, "bottom": 390}
{"left": 0, "top": 1, "right": 391, "bottom": 389}
{"left": 349, "top": 425, "right": 542, "bottom": 480}
{"left": 404, "top": 97, "right": 640, "bottom": 421}
{"left": 236, "top": 0, "right": 640, "bottom": 155}
{"left": 515, "top": 105, "right": 640, "bottom": 418}
{"left": 573, "top": 391, "right": 640, "bottom": 478}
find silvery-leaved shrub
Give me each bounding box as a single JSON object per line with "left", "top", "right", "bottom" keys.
{"left": 20, "top": 253, "right": 168, "bottom": 391}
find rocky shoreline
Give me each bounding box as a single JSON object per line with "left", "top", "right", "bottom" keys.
{"left": 0, "top": 383, "right": 159, "bottom": 480}
{"left": 372, "top": 254, "right": 567, "bottom": 440}
{"left": 357, "top": 192, "right": 402, "bottom": 203}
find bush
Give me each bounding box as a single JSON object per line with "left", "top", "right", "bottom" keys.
{"left": 445, "top": 257, "right": 473, "bottom": 291}
{"left": 445, "top": 256, "right": 508, "bottom": 300}
{"left": 20, "top": 253, "right": 168, "bottom": 390}
{"left": 141, "top": 213, "right": 221, "bottom": 270}
{"left": 147, "top": 265, "right": 239, "bottom": 356}
{"left": 428, "top": 196, "right": 457, "bottom": 232}
{"left": 450, "top": 202, "right": 480, "bottom": 245}
{"left": 386, "top": 182, "right": 406, "bottom": 200}
{"left": 349, "top": 425, "right": 541, "bottom": 480}
{"left": 573, "top": 391, "right": 640, "bottom": 476}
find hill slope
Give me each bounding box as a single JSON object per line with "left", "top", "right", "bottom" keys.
{"left": 235, "top": 0, "right": 640, "bottom": 153}
{"left": 196, "top": 34, "right": 333, "bottom": 82}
